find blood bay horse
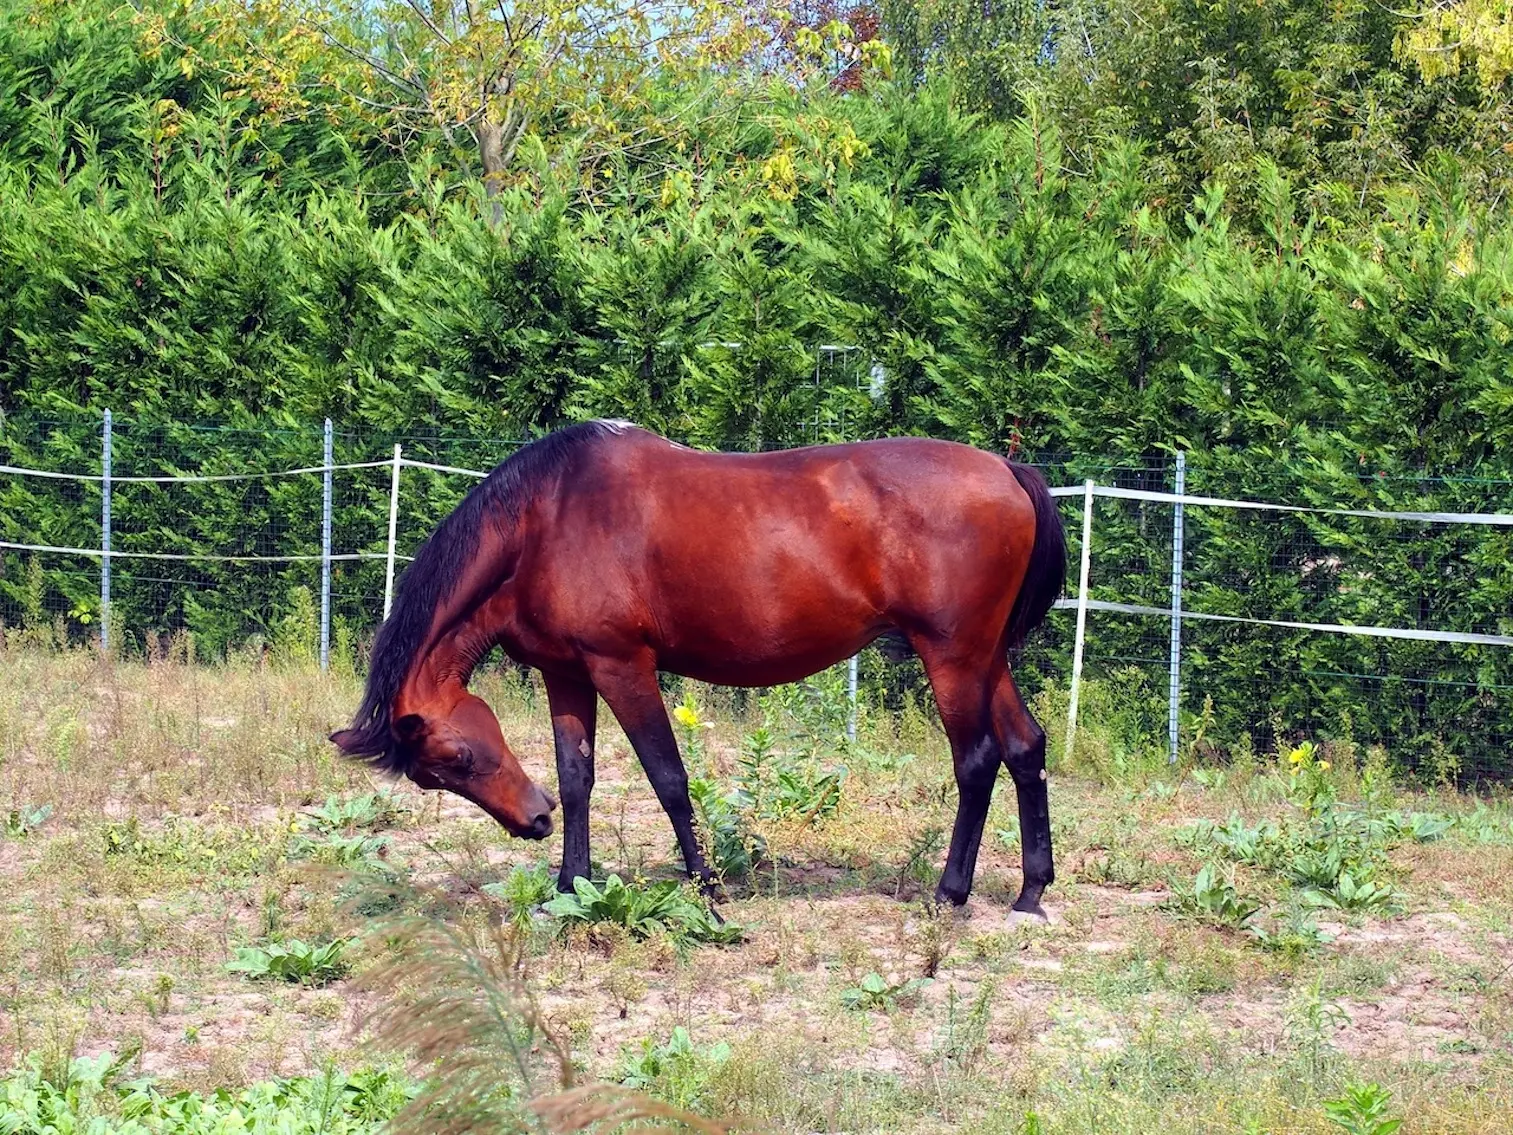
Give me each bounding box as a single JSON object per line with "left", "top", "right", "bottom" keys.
{"left": 331, "top": 421, "right": 1066, "bottom": 914}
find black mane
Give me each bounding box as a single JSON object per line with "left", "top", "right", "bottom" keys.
{"left": 338, "top": 420, "right": 632, "bottom": 772}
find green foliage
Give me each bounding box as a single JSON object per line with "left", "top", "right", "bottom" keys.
{"left": 839, "top": 971, "right": 933, "bottom": 1012}
{"left": 733, "top": 727, "right": 844, "bottom": 823}
{"left": 290, "top": 832, "right": 396, "bottom": 875}
{"left": 1177, "top": 745, "right": 1437, "bottom": 924}
{"left": 542, "top": 875, "right": 742, "bottom": 945}
{"left": 1173, "top": 863, "right": 1261, "bottom": 929}
{"left": 1246, "top": 904, "right": 1335, "bottom": 958}
{"left": 225, "top": 938, "right": 352, "bottom": 985}
{"left": 482, "top": 861, "right": 558, "bottom": 928}
{"left": 1302, "top": 871, "right": 1399, "bottom": 914}
{"left": 301, "top": 792, "right": 410, "bottom": 835}
{"left": 1323, "top": 1082, "right": 1405, "bottom": 1135}
{"left": 2, "top": 804, "right": 52, "bottom": 839}
{"left": 687, "top": 776, "right": 765, "bottom": 880}
{"left": 98, "top": 815, "right": 282, "bottom": 875}
{"left": 0, "top": 1054, "right": 411, "bottom": 1134}
{"left": 1452, "top": 803, "right": 1513, "bottom": 844}
{"left": 1288, "top": 982, "right": 1350, "bottom": 1079}
{"left": 617, "top": 1026, "right": 731, "bottom": 1112}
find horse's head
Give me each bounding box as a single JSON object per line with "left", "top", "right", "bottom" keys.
{"left": 331, "top": 691, "right": 556, "bottom": 839}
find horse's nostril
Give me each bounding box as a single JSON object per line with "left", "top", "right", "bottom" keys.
{"left": 528, "top": 812, "right": 554, "bottom": 838}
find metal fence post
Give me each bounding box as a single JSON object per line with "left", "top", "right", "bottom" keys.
{"left": 383, "top": 443, "right": 402, "bottom": 620}
{"left": 1168, "top": 452, "right": 1187, "bottom": 765}
{"left": 100, "top": 409, "right": 112, "bottom": 654}
{"left": 846, "top": 654, "right": 859, "bottom": 742}
{"left": 320, "top": 418, "right": 333, "bottom": 670}
{"left": 1064, "top": 479, "right": 1095, "bottom": 762}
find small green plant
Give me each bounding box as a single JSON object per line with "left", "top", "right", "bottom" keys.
{"left": 1302, "top": 871, "right": 1398, "bottom": 914}
{"left": 1454, "top": 804, "right": 1513, "bottom": 845}
{"left": 1178, "top": 813, "right": 1285, "bottom": 867}
{"left": 939, "top": 979, "right": 997, "bottom": 1070}
{"left": 543, "top": 875, "right": 742, "bottom": 945}
{"left": 617, "top": 1026, "right": 731, "bottom": 1111}
{"left": 482, "top": 861, "right": 558, "bottom": 927}
{"left": 841, "top": 971, "right": 933, "bottom": 1012}
{"left": 291, "top": 831, "right": 396, "bottom": 875}
{"left": 1287, "top": 982, "right": 1348, "bottom": 1079}
{"left": 1144, "top": 779, "right": 1179, "bottom": 800}
{"left": 1175, "top": 863, "right": 1260, "bottom": 928}
{"left": 1323, "top": 1082, "right": 1403, "bottom": 1134}
{"left": 1190, "top": 767, "right": 1228, "bottom": 792}
{"left": 897, "top": 825, "right": 946, "bottom": 897}
{"left": 102, "top": 817, "right": 141, "bottom": 855}
{"left": 3, "top": 803, "right": 53, "bottom": 838}
{"left": 734, "top": 727, "right": 845, "bottom": 822}
{"left": 687, "top": 776, "right": 765, "bottom": 879}
{"left": 1396, "top": 811, "right": 1453, "bottom": 842}
{"left": 1246, "top": 903, "right": 1334, "bottom": 957}
{"left": 226, "top": 938, "right": 352, "bottom": 985}
{"left": 302, "top": 791, "right": 410, "bottom": 835}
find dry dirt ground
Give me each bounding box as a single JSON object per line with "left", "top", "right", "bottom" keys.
{"left": 1, "top": 647, "right": 1511, "bottom": 1133}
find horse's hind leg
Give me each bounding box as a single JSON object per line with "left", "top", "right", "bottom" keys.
{"left": 992, "top": 669, "right": 1053, "bottom": 916}
{"left": 914, "top": 642, "right": 1003, "bottom": 906}
{"left": 585, "top": 652, "right": 715, "bottom": 892}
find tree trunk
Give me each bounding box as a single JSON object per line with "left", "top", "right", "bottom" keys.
{"left": 475, "top": 109, "right": 526, "bottom": 227}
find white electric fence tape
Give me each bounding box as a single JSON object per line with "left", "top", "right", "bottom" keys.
{"left": 1051, "top": 598, "right": 1513, "bottom": 647}
{"left": 0, "top": 461, "right": 393, "bottom": 484}
{"left": 1087, "top": 484, "right": 1513, "bottom": 526}
{"left": 0, "top": 541, "right": 408, "bottom": 563}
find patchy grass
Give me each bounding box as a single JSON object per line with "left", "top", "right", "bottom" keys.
{"left": 0, "top": 640, "right": 1510, "bottom": 1132}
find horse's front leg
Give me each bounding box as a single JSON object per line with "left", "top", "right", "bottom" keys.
{"left": 585, "top": 652, "right": 715, "bottom": 893}
{"left": 544, "top": 672, "right": 598, "bottom": 893}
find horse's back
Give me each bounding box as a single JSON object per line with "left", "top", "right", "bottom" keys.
{"left": 514, "top": 428, "right": 1037, "bottom": 683}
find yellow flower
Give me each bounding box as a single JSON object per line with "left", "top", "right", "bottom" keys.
{"left": 1289, "top": 750, "right": 1305, "bottom": 765}
{"left": 672, "top": 705, "right": 700, "bottom": 729}
{"left": 1319, "top": 760, "right": 1331, "bottom": 771}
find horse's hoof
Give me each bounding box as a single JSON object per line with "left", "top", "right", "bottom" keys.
{"left": 933, "top": 884, "right": 970, "bottom": 908}
{"left": 1007, "top": 904, "right": 1051, "bottom": 926}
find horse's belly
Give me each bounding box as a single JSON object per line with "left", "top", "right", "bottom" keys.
{"left": 645, "top": 565, "right": 886, "bottom": 686}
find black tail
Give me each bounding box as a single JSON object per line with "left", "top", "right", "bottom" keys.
{"left": 1004, "top": 462, "right": 1067, "bottom": 650}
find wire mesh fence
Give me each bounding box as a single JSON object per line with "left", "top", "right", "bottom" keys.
{"left": 2, "top": 408, "right": 1510, "bottom": 781}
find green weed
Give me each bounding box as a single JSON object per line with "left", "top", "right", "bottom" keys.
{"left": 301, "top": 792, "right": 411, "bottom": 835}
{"left": 1246, "top": 904, "right": 1334, "bottom": 957}
{"left": 226, "top": 938, "right": 352, "bottom": 986}
{"left": 543, "top": 875, "right": 742, "bottom": 945}
{"left": 1323, "top": 1082, "right": 1403, "bottom": 1135}
{"left": 1302, "top": 871, "right": 1399, "bottom": 914}
{"left": 734, "top": 726, "right": 844, "bottom": 822}
{"left": 687, "top": 776, "right": 765, "bottom": 880}
{"left": 618, "top": 1026, "right": 732, "bottom": 1112}
{"left": 1173, "top": 863, "right": 1260, "bottom": 929}
{"left": 840, "top": 971, "right": 933, "bottom": 1012}
{"left": 2, "top": 804, "right": 52, "bottom": 839}
{"left": 482, "top": 861, "right": 558, "bottom": 928}
{"left": 0, "top": 1053, "right": 411, "bottom": 1133}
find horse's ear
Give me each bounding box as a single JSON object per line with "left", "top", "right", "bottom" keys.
{"left": 393, "top": 714, "right": 427, "bottom": 744}
{"left": 329, "top": 729, "right": 360, "bottom": 754}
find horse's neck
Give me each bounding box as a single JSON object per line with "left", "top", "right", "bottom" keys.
{"left": 397, "top": 549, "right": 519, "bottom": 714}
